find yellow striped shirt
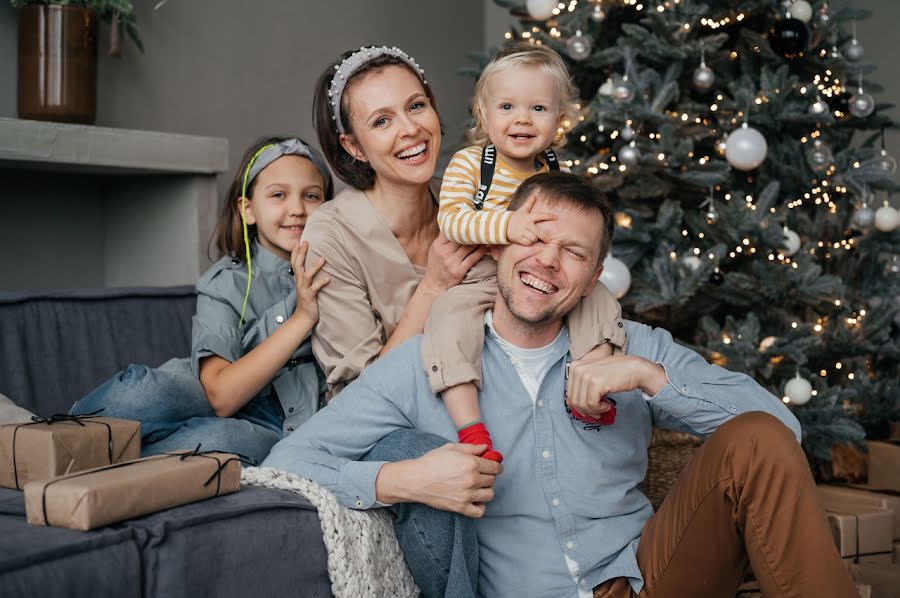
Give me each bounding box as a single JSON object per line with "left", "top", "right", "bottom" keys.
{"left": 438, "top": 145, "right": 553, "bottom": 245}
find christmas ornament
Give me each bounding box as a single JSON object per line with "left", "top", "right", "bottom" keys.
{"left": 849, "top": 89, "right": 875, "bottom": 118}
{"left": 758, "top": 336, "right": 777, "bottom": 353}
{"left": 875, "top": 202, "right": 900, "bottom": 232}
{"left": 814, "top": 8, "right": 832, "bottom": 28}
{"left": 598, "top": 78, "right": 614, "bottom": 96}
{"left": 701, "top": 189, "right": 718, "bottom": 224}
{"left": 809, "top": 95, "right": 829, "bottom": 116}
{"left": 769, "top": 17, "right": 809, "bottom": 59}
{"left": 784, "top": 373, "right": 813, "bottom": 405}
{"left": 620, "top": 124, "right": 635, "bottom": 142}
{"left": 890, "top": 255, "right": 900, "bottom": 274}
{"left": 526, "top": 0, "right": 556, "bottom": 20}
{"left": 788, "top": 0, "right": 813, "bottom": 23}
{"left": 590, "top": 3, "right": 605, "bottom": 22}
{"left": 844, "top": 38, "right": 865, "bottom": 62}
{"left": 618, "top": 141, "right": 641, "bottom": 166}
{"left": 612, "top": 76, "right": 635, "bottom": 103}
{"left": 566, "top": 31, "right": 593, "bottom": 61}
{"left": 874, "top": 148, "right": 898, "bottom": 176}
{"left": 709, "top": 271, "right": 725, "bottom": 285}
{"left": 781, "top": 227, "right": 801, "bottom": 256}
{"left": 851, "top": 203, "right": 875, "bottom": 230}
{"left": 599, "top": 254, "right": 631, "bottom": 299}
{"left": 725, "top": 123, "right": 768, "bottom": 171}
{"left": 682, "top": 256, "right": 702, "bottom": 271}
{"left": 693, "top": 65, "right": 715, "bottom": 92}
{"left": 805, "top": 139, "right": 833, "bottom": 173}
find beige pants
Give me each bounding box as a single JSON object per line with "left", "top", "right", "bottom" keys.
{"left": 421, "top": 257, "right": 626, "bottom": 393}
{"left": 593, "top": 412, "right": 859, "bottom": 598}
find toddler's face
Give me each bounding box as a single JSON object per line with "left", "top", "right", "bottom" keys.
{"left": 480, "top": 65, "right": 562, "bottom": 172}
{"left": 244, "top": 155, "right": 327, "bottom": 261}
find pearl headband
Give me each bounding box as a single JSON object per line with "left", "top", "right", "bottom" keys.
{"left": 328, "top": 45, "right": 427, "bottom": 135}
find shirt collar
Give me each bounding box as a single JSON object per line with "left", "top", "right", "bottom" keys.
{"left": 251, "top": 240, "right": 291, "bottom": 272}
{"left": 484, "top": 310, "right": 570, "bottom": 361}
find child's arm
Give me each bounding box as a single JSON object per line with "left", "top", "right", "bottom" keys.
{"left": 199, "top": 241, "right": 329, "bottom": 417}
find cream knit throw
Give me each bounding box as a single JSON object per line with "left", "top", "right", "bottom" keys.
{"left": 241, "top": 466, "right": 419, "bottom": 598}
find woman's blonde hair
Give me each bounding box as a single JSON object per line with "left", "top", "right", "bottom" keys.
{"left": 468, "top": 43, "right": 579, "bottom": 149}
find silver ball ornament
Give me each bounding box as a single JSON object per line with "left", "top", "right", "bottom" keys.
{"left": 814, "top": 10, "right": 832, "bottom": 28}
{"left": 612, "top": 78, "right": 636, "bottom": 103}
{"left": 682, "top": 256, "right": 702, "bottom": 271}
{"left": 618, "top": 142, "right": 641, "bottom": 167}
{"left": 844, "top": 39, "right": 865, "bottom": 62}
{"left": 599, "top": 254, "right": 632, "bottom": 299}
{"left": 875, "top": 203, "right": 900, "bottom": 232}
{"left": 809, "top": 96, "right": 829, "bottom": 116}
{"left": 781, "top": 227, "right": 801, "bottom": 256}
{"left": 590, "top": 4, "right": 606, "bottom": 22}
{"left": 784, "top": 374, "right": 813, "bottom": 405}
{"left": 566, "top": 32, "right": 593, "bottom": 61}
{"left": 705, "top": 207, "right": 719, "bottom": 225}
{"left": 789, "top": 0, "right": 813, "bottom": 23}
{"left": 851, "top": 205, "right": 876, "bottom": 230}
{"left": 620, "top": 125, "right": 635, "bottom": 142}
{"left": 874, "top": 149, "right": 898, "bottom": 176}
{"left": 849, "top": 91, "right": 875, "bottom": 118}
{"left": 692, "top": 65, "right": 716, "bottom": 92}
{"left": 724, "top": 124, "right": 768, "bottom": 171}
{"left": 526, "top": 0, "right": 556, "bottom": 20}
{"left": 805, "top": 139, "right": 833, "bottom": 173}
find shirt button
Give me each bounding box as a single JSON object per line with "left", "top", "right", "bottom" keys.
{"left": 288, "top": 267, "right": 294, "bottom": 275}
{"left": 682, "top": 385, "right": 688, "bottom": 392}
{"left": 356, "top": 500, "right": 363, "bottom": 507}
{"left": 542, "top": 450, "right": 551, "bottom": 459}
{"left": 552, "top": 497, "right": 560, "bottom": 506}
{"left": 580, "top": 579, "right": 587, "bottom": 586}
{"left": 287, "top": 427, "right": 294, "bottom": 432}
{"left": 276, "top": 315, "right": 285, "bottom": 324}
{"left": 566, "top": 541, "right": 575, "bottom": 550}
{"left": 537, "top": 400, "right": 545, "bottom": 407}
{"left": 288, "top": 407, "right": 294, "bottom": 413}
{"left": 617, "top": 321, "right": 623, "bottom": 328}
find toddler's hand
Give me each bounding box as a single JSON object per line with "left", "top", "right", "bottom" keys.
{"left": 291, "top": 240, "right": 330, "bottom": 325}
{"left": 506, "top": 194, "right": 556, "bottom": 245}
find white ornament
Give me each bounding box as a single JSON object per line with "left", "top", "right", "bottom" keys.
{"left": 809, "top": 95, "right": 829, "bottom": 115}
{"left": 599, "top": 254, "right": 631, "bottom": 299}
{"left": 875, "top": 203, "right": 900, "bottom": 232}
{"left": 788, "top": 0, "right": 813, "bottom": 23}
{"left": 566, "top": 31, "right": 593, "bottom": 61}
{"left": 598, "top": 78, "right": 614, "bottom": 96}
{"left": 784, "top": 373, "right": 813, "bottom": 405}
{"left": 526, "top": 0, "right": 556, "bottom": 20}
{"left": 781, "top": 227, "right": 801, "bottom": 256}
{"left": 682, "top": 256, "right": 702, "bottom": 271}
{"left": 692, "top": 65, "right": 716, "bottom": 92}
{"left": 725, "top": 124, "right": 768, "bottom": 171}
{"left": 844, "top": 38, "right": 865, "bottom": 62}
{"left": 852, "top": 204, "right": 875, "bottom": 230}
{"left": 618, "top": 141, "right": 641, "bottom": 167}
{"left": 590, "top": 4, "right": 606, "bottom": 22}
{"left": 620, "top": 124, "right": 635, "bottom": 142}
{"left": 849, "top": 90, "right": 875, "bottom": 118}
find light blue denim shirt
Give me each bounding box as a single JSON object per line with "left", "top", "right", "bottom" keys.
{"left": 264, "top": 319, "right": 800, "bottom": 597}
{"left": 189, "top": 241, "right": 325, "bottom": 435}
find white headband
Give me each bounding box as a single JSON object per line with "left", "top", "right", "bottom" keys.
{"left": 328, "top": 45, "right": 427, "bottom": 135}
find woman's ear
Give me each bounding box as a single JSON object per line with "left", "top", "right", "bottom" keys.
{"left": 339, "top": 134, "right": 368, "bottom": 163}
{"left": 237, "top": 196, "right": 256, "bottom": 225}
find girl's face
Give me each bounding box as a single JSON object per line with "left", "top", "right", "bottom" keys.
{"left": 243, "top": 155, "right": 327, "bottom": 261}
{"left": 480, "top": 65, "right": 562, "bottom": 172}
{"left": 339, "top": 65, "right": 441, "bottom": 189}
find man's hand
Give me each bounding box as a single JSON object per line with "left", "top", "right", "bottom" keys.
{"left": 375, "top": 443, "right": 502, "bottom": 518}
{"left": 566, "top": 354, "right": 667, "bottom": 419}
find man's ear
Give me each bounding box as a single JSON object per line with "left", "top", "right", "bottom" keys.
{"left": 581, "top": 263, "right": 603, "bottom": 298}
{"left": 238, "top": 196, "right": 256, "bottom": 225}
{"left": 339, "top": 134, "right": 368, "bottom": 163}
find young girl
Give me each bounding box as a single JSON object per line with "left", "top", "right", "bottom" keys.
{"left": 70, "top": 137, "right": 333, "bottom": 464}
{"left": 423, "top": 44, "right": 626, "bottom": 462}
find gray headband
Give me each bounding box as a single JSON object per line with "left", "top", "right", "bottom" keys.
{"left": 245, "top": 138, "right": 331, "bottom": 192}
{"left": 328, "top": 45, "right": 427, "bottom": 135}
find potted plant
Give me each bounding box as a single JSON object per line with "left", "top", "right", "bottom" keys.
{"left": 12, "top": 0, "right": 143, "bottom": 124}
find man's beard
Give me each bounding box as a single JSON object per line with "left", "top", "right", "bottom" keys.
{"left": 497, "top": 273, "right": 565, "bottom": 334}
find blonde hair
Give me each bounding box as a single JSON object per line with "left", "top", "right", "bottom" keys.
{"left": 468, "top": 43, "right": 579, "bottom": 149}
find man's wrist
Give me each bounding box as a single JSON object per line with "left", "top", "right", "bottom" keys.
{"left": 374, "top": 460, "right": 416, "bottom": 505}
{"left": 637, "top": 357, "right": 667, "bottom": 397}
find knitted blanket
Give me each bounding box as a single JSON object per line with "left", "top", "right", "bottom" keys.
{"left": 241, "top": 466, "right": 419, "bottom": 598}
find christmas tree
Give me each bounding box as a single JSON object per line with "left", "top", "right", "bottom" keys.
{"left": 469, "top": 0, "right": 899, "bottom": 477}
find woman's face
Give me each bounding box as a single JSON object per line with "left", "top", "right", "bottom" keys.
{"left": 340, "top": 65, "right": 441, "bottom": 188}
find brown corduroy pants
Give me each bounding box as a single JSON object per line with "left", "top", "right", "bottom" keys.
{"left": 594, "top": 412, "right": 858, "bottom": 598}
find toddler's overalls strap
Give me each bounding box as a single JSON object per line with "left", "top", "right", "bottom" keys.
{"left": 472, "top": 145, "right": 560, "bottom": 212}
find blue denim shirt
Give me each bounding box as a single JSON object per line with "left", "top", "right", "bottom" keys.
{"left": 263, "top": 319, "right": 800, "bottom": 597}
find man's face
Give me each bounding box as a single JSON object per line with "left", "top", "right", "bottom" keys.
{"left": 492, "top": 196, "right": 605, "bottom": 329}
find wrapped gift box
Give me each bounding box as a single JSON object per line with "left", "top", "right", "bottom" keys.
{"left": 0, "top": 416, "right": 140, "bottom": 489}
{"left": 819, "top": 484, "right": 900, "bottom": 541}
{"left": 25, "top": 450, "right": 241, "bottom": 531}
{"left": 867, "top": 441, "right": 900, "bottom": 493}
{"left": 824, "top": 501, "right": 894, "bottom": 563}
{"left": 847, "top": 563, "right": 900, "bottom": 598}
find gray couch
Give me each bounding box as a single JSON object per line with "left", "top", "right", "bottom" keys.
{"left": 0, "top": 287, "right": 332, "bottom": 598}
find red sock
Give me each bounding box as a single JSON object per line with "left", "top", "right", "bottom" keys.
{"left": 458, "top": 422, "right": 504, "bottom": 462}
{"left": 568, "top": 398, "right": 617, "bottom": 426}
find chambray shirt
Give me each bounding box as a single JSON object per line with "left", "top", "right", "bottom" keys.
{"left": 189, "top": 241, "right": 325, "bottom": 435}
{"left": 263, "top": 319, "right": 800, "bottom": 597}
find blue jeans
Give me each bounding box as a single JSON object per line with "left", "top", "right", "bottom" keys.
{"left": 70, "top": 359, "right": 282, "bottom": 464}
{"left": 363, "top": 429, "right": 479, "bottom": 598}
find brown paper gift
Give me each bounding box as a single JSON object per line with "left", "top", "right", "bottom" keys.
{"left": 0, "top": 415, "right": 141, "bottom": 489}
{"left": 847, "top": 563, "right": 900, "bottom": 598}
{"left": 24, "top": 450, "right": 241, "bottom": 531}
{"left": 867, "top": 441, "right": 900, "bottom": 493}
{"left": 825, "top": 501, "right": 894, "bottom": 562}
{"left": 819, "top": 484, "right": 900, "bottom": 541}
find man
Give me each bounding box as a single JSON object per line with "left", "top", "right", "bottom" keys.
{"left": 264, "top": 172, "right": 857, "bottom": 598}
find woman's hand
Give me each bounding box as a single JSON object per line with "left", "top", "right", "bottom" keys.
{"left": 291, "top": 240, "right": 330, "bottom": 326}
{"left": 422, "top": 233, "right": 487, "bottom": 295}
